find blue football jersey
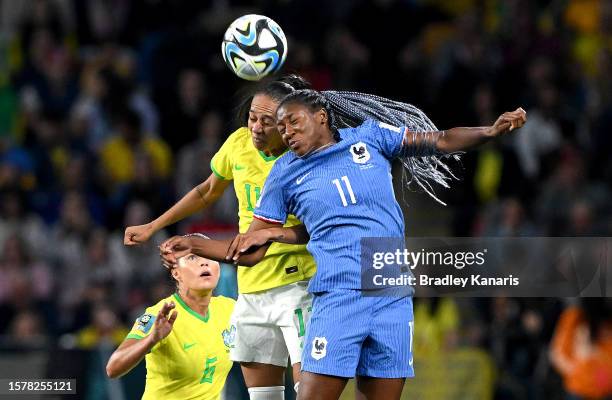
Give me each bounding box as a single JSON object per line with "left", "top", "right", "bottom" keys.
{"left": 254, "top": 119, "right": 408, "bottom": 292}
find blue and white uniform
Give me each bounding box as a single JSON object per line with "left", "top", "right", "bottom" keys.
{"left": 254, "top": 119, "right": 414, "bottom": 378}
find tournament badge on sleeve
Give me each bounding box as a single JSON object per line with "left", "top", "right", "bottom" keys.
{"left": 136, "top": 314, "right": 155, "bottom": 334}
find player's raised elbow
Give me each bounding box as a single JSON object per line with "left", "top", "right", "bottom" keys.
{"left": 106, "top": 362, "right": 119, "bottom": 379}
{"left": 105, "top": 354, "right": 125, "bottom": 379}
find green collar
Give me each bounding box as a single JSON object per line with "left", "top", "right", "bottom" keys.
{"left": 173, "top": 293, "right": 209, "bottom": 323}
{"left": 258, "top": 150, "right": 286, "bottom": 162}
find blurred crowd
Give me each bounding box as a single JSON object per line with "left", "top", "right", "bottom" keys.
{"left": 0, "top": 0, "right": 611, "bottom": 399}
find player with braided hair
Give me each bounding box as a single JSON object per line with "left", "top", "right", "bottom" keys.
{"left": 161, "top": 88, "right": 526, "bottom": 399}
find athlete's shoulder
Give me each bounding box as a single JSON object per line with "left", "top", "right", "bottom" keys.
{"left": 128, "top": 295, "right": 174, "bottom": 338}
{"left": 340, "top": 119, "right": 404, "bottom": 146}
{"left": 230, "top": 126, "right": 251, "bottom": 143}
{"left": 275, "top": 150, "right": 297, "bottom": 167}
{"left": 145, "top": 294, "right": 175, "bottom": 314}
{"left": 219, "top": 126, "right": 250, "bottom": 148}
{"left": 337, "top": 121, "right": 373, "bottom": 140}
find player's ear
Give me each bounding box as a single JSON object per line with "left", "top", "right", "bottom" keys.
{"left": 171, "top": 268, "right": 181, "bottom": 283}
{"left": 319, "top": 109, "right": 327, "bottom": 125}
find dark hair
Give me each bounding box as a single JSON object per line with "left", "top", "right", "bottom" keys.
{"left": 278, "top": 89, "right": 460, "bottom": 204}
{"left": 236, "top": 74, "right": 311, "bottom": 125}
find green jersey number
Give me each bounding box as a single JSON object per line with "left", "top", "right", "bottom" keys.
{"left": 200, "top": 356, "right": 217, "bottom": 384}
{"left": 245, "top": 183, "right": 262, "bottom": 211}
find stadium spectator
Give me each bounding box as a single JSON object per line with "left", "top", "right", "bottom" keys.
{"left": 550, "top": 299, "right": 612, "bottom": 399}
{"left": 159, "top": 68, "right": 209, "bottom": 152}
{"left": 75, "top": 304, "right": 128, "bottom": 350}
{"left": 99, "top": 108, "right": 171, "bottom": 188}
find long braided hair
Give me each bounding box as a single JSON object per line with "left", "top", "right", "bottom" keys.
{"left": 278, "top": 89, "right": 461, "bottom": 205}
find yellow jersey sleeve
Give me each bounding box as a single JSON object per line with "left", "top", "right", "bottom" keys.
{"left": 211, "top": 128, "right": 247, "bottom": 180}
{"left": 125, "top": 304, "right": 160, "bottom": 340}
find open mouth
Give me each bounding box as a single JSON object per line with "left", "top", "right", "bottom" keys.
{"left": 200, "top": 271, "right": 211, "bottom": 277}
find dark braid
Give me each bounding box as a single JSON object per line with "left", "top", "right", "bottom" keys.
{"left": 279, "top": 89, "right": 460, "bottom": 205}
{"left": 237, "top": 74, "right": 311, "bottom": 125}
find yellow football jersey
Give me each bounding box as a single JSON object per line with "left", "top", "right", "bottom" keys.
{"left": 210, "top": 127, "right": 316, "bottom": 293}
{"left": 126, "top": 294, "right": 235, "bottom": 400}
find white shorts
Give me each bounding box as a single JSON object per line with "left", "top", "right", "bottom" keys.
{"left": 229, "top": 280, "right": 313, "bottom": 367}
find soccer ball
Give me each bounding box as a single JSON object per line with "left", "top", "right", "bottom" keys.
{"left": 221, "top": 14, "right": 288, "bottom": 81}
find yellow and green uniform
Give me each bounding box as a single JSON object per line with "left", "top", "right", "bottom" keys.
{"left": 126, "top": 294, "right": 236, "bottom": 400}
{"left": 210, "top": 127, "right": 316, "bottom": 293}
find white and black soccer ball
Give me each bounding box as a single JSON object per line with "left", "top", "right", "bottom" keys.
{"left": 221, "top": 14, "right": 288, "bottom": 81}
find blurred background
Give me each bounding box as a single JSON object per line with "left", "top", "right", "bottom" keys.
{"left": 0, "top": 0, "right": 611, "bottom": 399}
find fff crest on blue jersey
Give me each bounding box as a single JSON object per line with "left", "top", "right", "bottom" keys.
{"left": 222, "top": 325, "right": 236, "bottom": 348}
{"left": 350, "top": 141, "right": 370, "bottom": 164}
{"left": 136, "top": 313, "right": 155, "bottom": 334}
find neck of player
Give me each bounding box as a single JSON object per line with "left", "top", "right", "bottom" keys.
{"left": 314, "top": 134, "right": 337, "bottom": 152}
{"left": 179, "top": 287, "right": 212, "bottom": 317}
{"left": 262, "top": 143, "right": 287, "bottom": 158}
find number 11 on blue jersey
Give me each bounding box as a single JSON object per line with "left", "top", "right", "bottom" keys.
{"left": 332, "top": 176, "right": 357, "bottom": 206}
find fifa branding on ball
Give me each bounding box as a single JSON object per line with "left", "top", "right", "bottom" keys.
{"left": 221, "top": 14, "right": 288, "bottom": 81}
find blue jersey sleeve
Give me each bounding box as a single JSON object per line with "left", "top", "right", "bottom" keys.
{"left": 253, "top": 163, "right": 288, "bottom": 225}
{"left": 360, "top": 120, "right": 406, "bottom": 159}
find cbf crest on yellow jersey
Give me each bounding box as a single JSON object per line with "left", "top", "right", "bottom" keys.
{"left": 210, "top": 127, "right": 316, "bottom": 293}
{"left": 126, "top": 294, "right": 235, "bottom": 400}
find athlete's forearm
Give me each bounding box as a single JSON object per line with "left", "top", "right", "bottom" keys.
{"left": 152, "top": 188, "right": 208, "bottom": 231}
{"left": 189, "top": 237, "right": 269, "bottom": 267}
{"left": 265, "top": 225, "right": 309, "bottom": 245}
{"left": 152, "top": 178, "right": 226, "bottom": 231}
{"left": 106, "top": 336, "right": 157, "bottom": 379}
{"left": 435, "top": 126, "right": 493, "bottom": 153}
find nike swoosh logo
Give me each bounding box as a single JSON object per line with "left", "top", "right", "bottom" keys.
{"left": 183, "top": 343, "right": 197, "bottom": 350}
{"left": 296, "top": 172, "right": 312, "bottom": 184}
{"left": 234, "top": 165, "right": 245, "bottom": 170}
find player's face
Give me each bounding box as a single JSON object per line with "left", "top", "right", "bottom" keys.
{"left": 248, "top": 94, "right": 285, "bottom": 152}
{"left": 276, "top": 103, "right": 330, "bottom": 157}
{"left": 173, "top": 253, "right": 221, "bottom": 292}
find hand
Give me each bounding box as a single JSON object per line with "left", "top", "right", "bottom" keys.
{"left": 124, "top": 223, "right": 156, "bottom": 245}
{"left": 159, "top": 236, "right": 193, "bottom": 267}
{"left": 487, "top": 107, "right": 527, "bottom": 137}
{"left": 226, "top": 230, "right": 273, "bottom": 262}
{"left": 151, "top": 301, "right": 178, "bottom": 343}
